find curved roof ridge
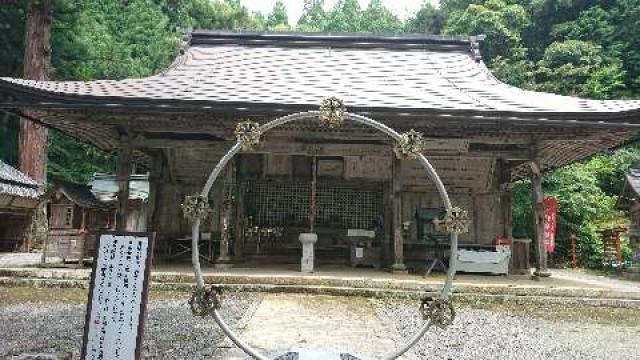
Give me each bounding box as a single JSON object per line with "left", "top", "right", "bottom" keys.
{"left": 188, "top": 30, "right": 485, "bottom": 49}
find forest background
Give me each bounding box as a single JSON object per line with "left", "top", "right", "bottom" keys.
{"left": 1, "top": 0, "right": 639, "bottom": 267}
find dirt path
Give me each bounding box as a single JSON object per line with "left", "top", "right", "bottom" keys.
{"left": 552, "top": 269, "right": 640, "bottom": 292}
{"left": 222, "top": 293, "right": 417, "bottom": 360}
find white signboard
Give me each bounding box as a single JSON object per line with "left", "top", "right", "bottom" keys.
{"left": 82, "top": 233, "right": 153, "bottom": 360}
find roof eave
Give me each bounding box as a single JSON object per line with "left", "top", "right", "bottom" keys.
{"left": 2, "top": 94, "right": 640, "bottom": 128}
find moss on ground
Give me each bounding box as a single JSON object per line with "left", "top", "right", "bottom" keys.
{"left": 2, "top": 285, "right": 638, "bottom": 327}
{"left": 0, "top": 286, "right": 189, "bottom": 305}
{"left": 381, "top": 296, "right": 640, "bottom": 327}
{"left": 461, "top": 300, "right": 640, "bottom": 326}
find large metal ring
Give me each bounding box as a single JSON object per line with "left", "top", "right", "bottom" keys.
{"left": 191, "top": 111, "right": 459, "bottom": 360}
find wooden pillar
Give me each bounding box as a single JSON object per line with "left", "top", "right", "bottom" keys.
{"left": 497, "top": 161, "right": 513, "bottom": 240}
{"left": 503, "top": 190, "right": 513, "bottom": 240}
{"left": 115, "top": 145, "right": 132, "bottom": 231}
{"left": 391, "top": 155, "right": 407, "bottom": 273}
{"left": 530, "top": 160, "right": 550, "bottom": 277}
{"left": 382, "top": 184, "right": 392, "bottom": 266}
{"left": 146, "top": 152, "right": 162, "bottom": 261}
{"left": 310, "top": 156, "right": 317, "bottom": 233}
{"left": 233, "top": 166, "right": 246, "bottom": 260}
{"left": 216, "top": 161, "right": 234, "bottom": 268}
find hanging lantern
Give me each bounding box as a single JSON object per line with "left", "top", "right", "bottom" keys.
{"left": 434, "top": 207, "right": 471, "bottom": 234}
{"left": 394, "top": 129, "right": 427, "bottom": 159}
{"left": 319, "top": 96, "right": 346, "bottom": 128}
{"left": 181, "top": 194, "right": 211, "bottom": 221}
{"left": 235, "top": 120, "right": 262, "bottom": 151}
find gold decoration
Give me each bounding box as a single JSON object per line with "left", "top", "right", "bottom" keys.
{"left": 420, "top": 296, "right": 455, "bottom": 329}
{"left": 235, "top": 121, "right": 262, "bottom": 151}
{"left": 319, "top": 96, "right": 346, "bottom": 128}
{"left": 434, "top": 206, "right": 471, "bottom": 234}
{"left": 394, "top": 129, "right": 427, "bottom": 159}
{"left": 189, "top": 286, "right": 223, "bottom": 317}
{"left": 181, "top": 194, "right": 211, "bottom": 220}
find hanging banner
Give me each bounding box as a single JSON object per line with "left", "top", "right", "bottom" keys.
{"left": 81, "top": 232, "right": 154, "bottom": 360}
{"left": 543, "top": 197, "right": 558, "bottom": 253}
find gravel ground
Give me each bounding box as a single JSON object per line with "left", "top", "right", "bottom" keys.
{"left": 375, "top": 299, "right": 640, "bottom": 360}
{"left": 0, "top": 291, "right": 263, "bottom": 360}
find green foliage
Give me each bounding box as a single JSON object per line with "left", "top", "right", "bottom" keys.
{"left": 323, "top": 0, "right": 363, "bottom": 32}
{"left": 0, "top": 114, "right": 19, "bottom": 166}
{"left": 297, "top": 0, "right": 327, "bottom": 32}
{"left": 164, "top": 0, "right": 264, "bottom": 31}
{"left": 266, "top": 1, "right": 290, "bottom": 31}
{"left": 513, "top": 145, "right": 640, "bottom": 267}
{"left": 444, "top": 0, "right": 531, "bottom": 61}
{"left": 360, "top": 0, "right": 403, "bottom": 34}
{"left": 0, "top": 5, "right": 25, "bottom": 77}
{"left": 58, "top": 0, "right": 179, "bottom": 80}
{"left": 297, "top": 0, "right": 402, "bottom": 33}
{"left": 47, "top": 130, "right": 115, "bottom": 184}
{"left": 405, "top": 3, "right": 446, "bottom": 34}
{"left": 535, "top": 40, "right": 626, "bottom": 98}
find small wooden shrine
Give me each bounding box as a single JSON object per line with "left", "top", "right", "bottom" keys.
{"left": 45, "top": 175, "right": 149, "bottom": 261}
{"left": 0, "top": 160, "right": 43, "bottom": 251}
{"left": 2, "top": 32, "right": 640, "bottom": 274}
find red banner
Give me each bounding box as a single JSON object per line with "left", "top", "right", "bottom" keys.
{"left": 543, "top": 197, "right": 558, "bottom": 253}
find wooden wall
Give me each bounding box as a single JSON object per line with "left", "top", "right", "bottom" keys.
{"left": 148, "top": 143, "right": 511, "bottom": 263}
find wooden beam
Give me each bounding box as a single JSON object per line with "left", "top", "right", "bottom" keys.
{"left": 233, "top": 159, "right": 246, "bottom": 260}
{"left": 216, "top": 161, "right": 234, "bottom": 268}
{"left": 529, "top": 159, "right": 550, "bottom": 277}
{"left": 391, "top": 154, "right": 407, "bottom": 273}
{"left": 310, "top": 156, "right": 317, "bottom": 233}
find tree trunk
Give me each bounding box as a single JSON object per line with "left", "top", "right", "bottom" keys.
{"left": 20, "top": 0, "right": 51, "bottom": 182}
{"left": 21, "top": 0, "right": 52, "bottom": 251}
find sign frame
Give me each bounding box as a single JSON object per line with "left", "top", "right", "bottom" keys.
{"left": 81, "top": 231, "right": 155, "bottom": 360}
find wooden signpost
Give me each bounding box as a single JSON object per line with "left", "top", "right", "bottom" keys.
{"left": 81, "top": 232, "right": 154, "bottom": 360}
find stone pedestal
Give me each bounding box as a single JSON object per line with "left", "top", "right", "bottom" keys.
{"left": 299, "top": 233, "right": 318, "bottom": 273}
{"left": 391, "top": 263, "right": 408, "bottom": 275}
{"left": 215, "top": 256, "right": 233, "bottom": 269}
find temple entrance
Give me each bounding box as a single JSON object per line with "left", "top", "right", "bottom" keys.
{"left": 232, "top": 154, "right": 386, "bottom": 268}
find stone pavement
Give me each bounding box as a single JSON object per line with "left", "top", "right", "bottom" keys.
{"left": 0, "top": 252, "right": 61, "bottom": 267}
{"left": 221, "top": 293, "right": 418, "bottom": 360}
{"left": 553, "top": 268, "right": 640, "bottom": 292}
{"left": 2, "top": 262, "right": 640, "bottom": 304}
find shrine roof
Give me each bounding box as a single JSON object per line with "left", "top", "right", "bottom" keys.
{"left": 52, "top": 180, "right": 110, "bottom": 209}
{"left": 624, "top": 169, "right": 640, "bottom": 197}
{"left": 1, "top": 31, "right": 640, "bottom": 123}
{"left": 0, "top": 161, "right": 42, "bottom": 199}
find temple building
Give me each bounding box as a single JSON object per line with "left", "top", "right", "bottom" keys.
{"left": 0, "top": 160, "right": 43, "bottom": 251}
{"left": 1, "top": 32, "right": 640, "bottom": 275}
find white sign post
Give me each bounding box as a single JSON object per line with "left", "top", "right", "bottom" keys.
{"left": 81, "top": 232, "right": 154, "bottom": 360}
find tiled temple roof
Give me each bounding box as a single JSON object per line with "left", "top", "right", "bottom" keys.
{"left": 53, "top": 180, "right": 110, "bottom": 209}
{"left": 0, "top": 161, "right": 42, "bottom": 199}
{"left": 1, "top": 31, "right": 639, "bottom": 121}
